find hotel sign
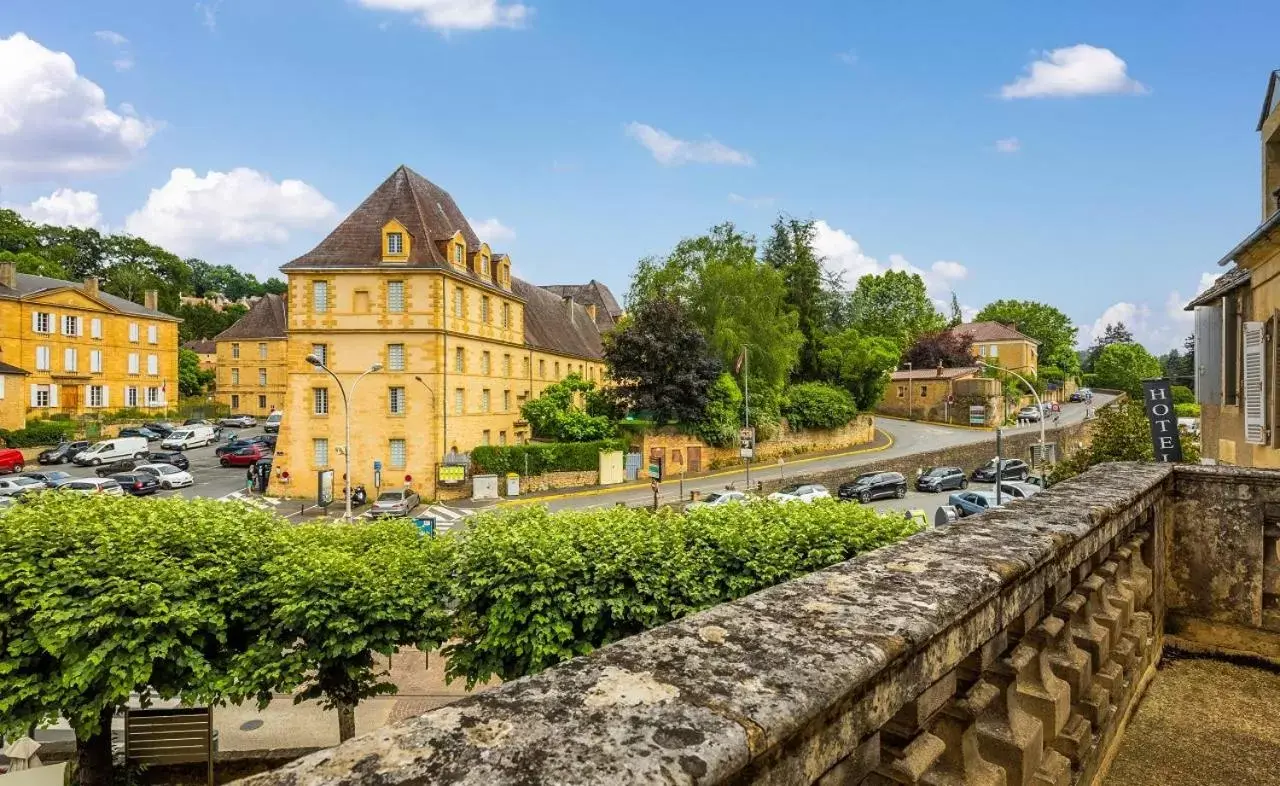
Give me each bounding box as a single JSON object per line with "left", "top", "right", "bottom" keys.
{"left": 1142, "top": 379, "right": 1184, "bottom": 463}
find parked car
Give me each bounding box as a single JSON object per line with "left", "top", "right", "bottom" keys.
{"left": 95, "top": 458, "right": 139, "bottom": 477}
{"left": 687, "top": 490, "right": 748, "bottom": 510}
{"left": 118, "top": 427, "right": 163, "bottom": 442}
{"left": 255, "top": 434, "right": 278, "bottom": 451}
{"left": 162, "top": 425, "right": 217, "bottom": 450}
{"left": 838, "top": 472, "right": 907, "bottom": 503}
{"left": 135, "top": 463, "right": 195, "bottom": 489}
{"left": 109, "top": 472, "right": 161, "bottom": 496}
{"left": 0, "top": 447, "right": 26, "bottom": 474}
{"left": 59, "top": 478, "right": 125, "bottom": 496}
{"left": 996, "top": 481, "right": 1042, "bottom": 500}
{"left": 263, "top": 411, "right": 283, "bottom": 434}
{"left": 0, "top": 496, "right": 16, "bottom": 513}
{"left": 216, "top": 439, "right": 263, "bottom": 457}
{"left": 220, "top": 445, "right": 267, "bottom": 467}
{"left": 22, "top": 470, "right": 72, "bottom": 486}
{"left": 915, "top": 466, "right": 968, "bottom": 493}
{"left": 972, "top": 458, "right": 1030, "bottom": 482}
{"left": 948, "top": 490, "right": 1002, "bottom": 518}
{"left": 37, "top": 440, "right": 91, "bottom": 465}
{"left": 0, "top": 475, "right": 48, "bottom": 497}
{"left": 1016, "top": 406, "right": 1042, "bottom": 422}
{"left": 219, "top": 414, "right": 258, "bottom": 428}
{"left": 143, "top": 422, "right": 177, "bottom": 438}
{"left": 767, "top": 483, "right": 831, "bottom": 504}
{"left": 368, "top": 488, "right": 423, "bottom": 519}
{"left": 74, "top": 437, "right": 149, "bottom": 466}
{"left": 145, "top": 451, "right": 190, "bottom": 471}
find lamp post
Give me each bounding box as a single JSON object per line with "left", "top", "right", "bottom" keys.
{"left": 903, "top": 362, "right": 914, "bottom": 419}
{"left": 977, "top": 360, "right": 1045, "bottom": 452}
{"left": 306, "top": 354, "right": 382, "bottom": 519}
{"left": 412, "top": 375, "right": 441, "bottom": 462}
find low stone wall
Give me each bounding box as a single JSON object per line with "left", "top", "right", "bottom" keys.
{"left": 641, "top": 416, "right": 876, "bottom": 476}
{"left": 239, "top": 462, "right": 1170, "bottom": 786}
{"left": 518, "top": 470, "right": 600, "bottom": 494}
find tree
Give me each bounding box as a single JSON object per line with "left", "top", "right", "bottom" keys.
{"left": 179, "top": 348, "right": 208, "bottom": 397}
{"left": 178, "top": 301, "right": 248, "bottom": 342}
{"left": 974, "top": 300, "right": 1081, "bottom": 378}
{"left": 762, "top": 217, "right": 833, "bottom": 381}
{"left": 604, "top": 299, "right": 722, "bottom": 424}
{"left": 263, "top": 277, "right": 288, "bottom": 295}
{"left": 0, "top": 249, "right": 67, "bottom": 279}
{"left": 1052, "top": 399, "right": 1199, "bottom": 482}
{"left": 948, "top": 292, "right": 963, "bottom": 328}
{"left": 694, "top": 373, "right": 743, "bottom": 447}
{"left": 903, "top": 329, "right": 975, "bottom": 370}
{"left": 1084, "top": 322, "right": 1135, "bottom": 371}
{"left": 781, "top": 382, "right": 860, "bottom": 430}
{"left": 848, "top": 270, "right": 945, "bottom": 346}
{"left": 1092, "top": 342, "right": 1163, "bottom": 396}
{"left": 0, "top": 495, "right": 282, "bottom": 786}
{"left": 520, "top": 373, "right": 615, "bottom": 442}
{"left": 817, "top": 328, "right": 902, "bottom": 410}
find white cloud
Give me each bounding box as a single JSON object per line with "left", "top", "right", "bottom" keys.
{"left": 195, "top": 1, "right": 222, "bottom": 30}
{"left": 0, "top": 33, "right": 157, "bottom": 179}
{"left": 6, "top": 188, "right": 103, "bottom": 229}
{"left": 94, "top": 31, "right": 128, "bottom": 47}
{"left": 624, "top": 122, "right": 754, "bottom": 167}
{"left": 356, "top": 0, "right": 531, "bottom": 31}
{"left": 995, "top": 137, "right": 1021, "bottom": 153}
{"left": 1082, "top": 272, "right": 1219, "bottom": 353}
{"left": 470, "top": 217, "right": 515, "bottom": 244}
{"left": 1001, "top": 44, "right": 1147, "bottom": 99}
{"left": 95, "top": 32, "right": 135, "bottom": 71}
{"left": 125, "top": 168, "right": 338, "bottom": 256}
{"left": 836, "top": 50, "right": 858, "bottom": 66}
{"left": 728, "top": 193, "right": 775, "bottom": 208}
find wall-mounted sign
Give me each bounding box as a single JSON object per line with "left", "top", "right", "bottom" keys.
{"left": 969, "top": 405, "right": 986, "bottom": 426}
{"left": 739, "top": 427, "right": 756, "bottom": 459}
{"left": 438, "top": 465, "right": 466, "bottom": 485}
{"left": 1142, "top": 378, "right": 1184, "bottom": 462}
{"left": 317, "top": 469, "right": 335, "bottom": 507}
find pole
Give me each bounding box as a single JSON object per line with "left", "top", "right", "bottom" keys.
{"left": 978, "top": 360, "right": 1045, "bottom": 460}
{"left": 743, "top": 345, "right": 751, "bottom": 488}
{"left": 905, "top": 362, "right": 914, "bottom": 419}
{"left": 995, "top": 427, "right": 1003, "bottom": 507}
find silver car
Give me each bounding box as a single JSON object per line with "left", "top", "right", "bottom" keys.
{"left": 0, "top": 476, "right": 48, "bottom": 497}
{"left": 219, "top": 414, "right": 258, "bottom": 428}
{"left": 369, "top": 489, "right": 422, "bottom": 519}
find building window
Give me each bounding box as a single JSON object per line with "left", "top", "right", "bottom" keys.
{"left": 90, "top": 350, "right": 102, "bottom": 374}
{"left": 126, "top": 386, "right": 138, "bottom": 407}
{"left": 313, "top": 387, "right": 329, "bottom": 415}
{"left": 35, "top": 346, "right": 50, "bottom": 371}
{"left": 88, "top": 385, "right": 104, "bottom": 408}
{"left": 313, "top": 281, "right": 329, "bottom": 313}
{"left": 33, "top": 385, "right": 50, "bottom": 408}
{"left": 389, "top": 386, "right": 405, "bottom": 415}
{"left": 502, "top": 303, "right": 511, "bottom": 328}
{"left": 499, "top": 431, "right": 507, "bottom": 446}
{"left": 128, "top": 353, "right": 140, "bottom": 375}
{"left": 989, "top": 345, "right": 999, "bottom": 358}
{"left": 313, "top": 438, "right": 329, "bottom": 467}
{"left": 539, "top": 359, "right": 546, "bottom": 378}
{"left": 312, "top": 343, "right": 327, "bottom": 366}
{"left": 503, "top": 389, "right": 511, "bottom": 411}
{"left": 502, "top": 354, "right": 511, "bottom": 377}
{"left": 258, "top": 395, "right": 267, "bottom": 409}
{"left": 481, "top": 430, "right": 491, "bottom": 446}
{"left": 454, "top": 244, "right": 464, "bottom": 266}
{"left": 454, "top": 388, "right": 464, "bottom": 414}
{"left": 147, "top": 325, "right": 158, "bottom": 344}
{"left": 455, "top": 347, "right": 464, "bottom": 372}
{"left": 897, "top": 385, "right": 905, "bottom": 398}
{"left": 480, "top": 296, "right": 490, "bottom": 323}
{"left": 919, "top": 386, "right": 928, "bottom": 397}
{"left": 388, "top": 343, "right": 405, "bottom": 371}
{"left": 232, "top": 343, "right": 241, "bottom": 359}
{"left": 481, "top": 255, "right": 490, "bottom": 277}
{"left": 481, "top": 351, "right": 491, "bottom": 375}
{"left": 555, "top": 362, "right": 560, "bottom": 378}
{"left": 481, "top": 389, "right": 490, "bottom": 412}
{"left": 259, "top": 342, "right": 268, "bottom": 359}
{"left": 453, "top": 287, "right": 464, "bottom": 318}
{"left": 128, "top": 322, "right": 139, "bottom": 342}
{"left": 147, "top": 355, "right": 158, "bottom": 375}
{"left": 231, "top": 368, "right": 240, "bottom": 386}
{"left": 146, "top": 387, "right": 161, "bottom": 406}
{"left": 387, "top": 233, "right": 403, "bottom": 255}
{"left": 388, "top": 281, "right": 405, "bottom": 313}
{"left": 389, "top": 439, "right": 407, "bottom": 469}
{"left": 90, "top": 318, "right": 102, "bottom": 339}
{"left": 523, "top": 357, "right": 529, "bottom": 377}
{"left": 231, "top": 393, "right": 240, "bottom": 409}
{"left": 63, "top": 348, "right": 77, "bottom": 372}
{"left": 62, "top": 315, "right": 80, "bottom": 336}
{"left": 33, "top": 312, "right": 51, "bottom": 334}
{"left": 259, "top": 368, "right": 267, "bottom": 386}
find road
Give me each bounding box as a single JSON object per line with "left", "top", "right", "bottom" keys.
{"left": 503, "top": 395, "right": 1114, "bottom": 513}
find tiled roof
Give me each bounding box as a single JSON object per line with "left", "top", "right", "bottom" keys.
{"left": 1185, "top": 267, "right": 1251, "bottom": 310}
{"left": 950, "top": 321, "right": 1039, "bottom": 345}
{"left": 514, "top": 278, "right": 604, "bottom": 360}
{"left": 0, "top": 273, "right": 176, "bottom": 320}
{"left": 212, "top": 293, "right": 288, "bottom": 341}
{"left": 542, "top": 280, "right": 623, "bottom": 330}
{"left": 182, "top": 339, "right": 218, "bottom": 354}
{"left": 0, "top": 360, "right": 29, "bottom": 376}
{"left": 890, "top": 366, "right": 981, "bottom": 381}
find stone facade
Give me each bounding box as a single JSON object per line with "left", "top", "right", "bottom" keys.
{"left": 517, "top": 470, "right": 600, "bottom": 494}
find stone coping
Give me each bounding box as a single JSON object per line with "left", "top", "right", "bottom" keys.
{"left": 238, "top": 462, "right": 1173, "bottom": 786}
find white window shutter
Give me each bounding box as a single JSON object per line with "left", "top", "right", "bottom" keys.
{"left": 49, "top": 384, "right": 59, "bottom": 408}
{"left": 1243, "top": 320, "right": 1267, "bottom": 444}
{"left": 82, "top": 385, "right": 89, "bottom": 407}
{"left": 91, "top": 318, "right": 102, "bottom": 339}
{"left": 31, "top": 312, "right": 38, "bottom": 332}
{"left": 30, "top": 385, "right": 38, "bottom": 407}
{"left": 103, "top": 385, "right": 110, "bottom": 408}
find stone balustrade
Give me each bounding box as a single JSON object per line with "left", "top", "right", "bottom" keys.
{"left": 241, "top": 462, "right": 1280, "bottom": 786}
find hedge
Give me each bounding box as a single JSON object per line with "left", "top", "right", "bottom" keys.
{"left": 470, "top": 439, "right": 625, "bottom": 475}
{"left": 781, "top": 382, "right": 859, "bottom": 431}
{"left": 1175, "top": 402, "right": 1201, "bottom": 418}
{"left": 0, "top": 419, "right": 77, "bottom": 448}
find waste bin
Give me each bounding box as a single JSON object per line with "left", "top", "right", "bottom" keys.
{"left": 413, "top": 516, "right": 437, "bottom": 536}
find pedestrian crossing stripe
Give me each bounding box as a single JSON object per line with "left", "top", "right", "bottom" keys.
{"left": 220, "top": 490, "right": 283, "bottom": 510}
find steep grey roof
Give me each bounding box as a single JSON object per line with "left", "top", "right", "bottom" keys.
{"left": 542, "top": 280, "right": 623, "bottom": 331}
{"left": 182, "top": 339, "right": 218, "bottom": 354}
{"left": 0, "top": 360, "right": 29, "bottom": 376}
{"left": 0, "top": 273, "right": 176, "bottom": 320}
{"left": 950, "top": 321, "right": 1039, "bottom": 345}
{"left": 213, "top": 293, "right": 288, "bottom": 341}
{"left": 513, "top": 278, "right": 604, "bottom": 360}
{"left": 1185, "top": 267, "right": 1251, "bottom": 310}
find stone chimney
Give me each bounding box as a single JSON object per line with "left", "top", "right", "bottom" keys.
{"left": 83, "top": 277, "right": 99, "bottom": 298}
{"left": 563, "top": 295, "right": 575, "bottom": 325}
{"left": 0, "top": 260, "right": 14, "bottom": 289}
{"left": 144, "top": 289, "right": 159, "bottom": 312}
{"left": 936, "top": 362, "right": 945, "bottom": 378}
{"left": 585, "top": 304, "right": 598, "bottom": 322}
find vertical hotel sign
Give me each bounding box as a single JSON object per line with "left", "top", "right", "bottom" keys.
{"left": 1142, "top": 379, "right": 1184, "bottom": 462}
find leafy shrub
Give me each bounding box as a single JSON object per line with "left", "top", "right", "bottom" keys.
{"left": 520, "top": 373, "right": 616, "bottom": 442}
{"left": 0, "top": 419, "right": 76, "bottom": 448}
{"left": 781, "top": 382, "right": 859, "bottom": 430}
{"left": 1051, "top": 399, "right": 1200, "bottom": 482}
{"left": 443, "top": 500, "right": 920, "bottom": 686}
{"left": 693, "top": 373, "right": 742, "bottom": 447}
{"left": 1175, "top": 402, "right": 1201, "bottom": 418}
{"left": 470, "top": 439, "right": 625, "bottom": 476}
{"left": 1171, "top": 386, "right": 1195, "bottom": 405}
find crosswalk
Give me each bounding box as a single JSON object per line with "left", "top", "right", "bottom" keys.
{"left": 214, "top": 491, "right": 473, "bottom": 532}
{"left": 219, "top": 490, "right": 284, "bottom": 511}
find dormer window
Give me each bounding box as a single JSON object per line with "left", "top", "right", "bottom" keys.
{"left": 381, "top": 220, "right": 410, "bottom": 262}
{"left": 454, "top": 243, "right": 464, "bottom": 266}
{"left": 387, "top": 233, "right": 403, "bottom": 255}
{"left": 481, "top": 254, "right": 490, "bottom": 278}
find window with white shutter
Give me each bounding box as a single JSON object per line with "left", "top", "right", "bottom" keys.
{"left": 129, "top": 323, "right": 140, "bottom": 342}
{"left": 102, "top": 385, "right": 110, "bottom": 408}
{"left": 128, "top": 353, "right": 140, "bottom": 375}
{"left": 147, "top": 354, "right": 159, "bottom": 375}
{"left": 1195, "top": 304, "right": 1223, "bottom": 405}
{"left": 90, "top": 350, "right": 103, "bottom": 373}
{"left": 62, "top": 315, "right": 80, "bottom": 336}
{"left": 35, "top": 346, "right": 50, "bottom": 371}
{"left": 49, "top": 384, "right": 58, "bottom": 408}
{"left": 147, "top": 325, "right": 158, "bottom": 344}
{"left": 126, "top": 386, "right": 138, "bottom": 407}
{"left": 90, "top": 318, "right": 102, "bottom": 339}
{"left": 63, "top": 348, "right": 77, "bottom": 372}
{"left": 1243, "top": 320, "right": 1267, "bottom": 444}
{"left": 0, "top": 375, "right": 4, "bottom": 400}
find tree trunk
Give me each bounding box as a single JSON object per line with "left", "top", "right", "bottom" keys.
{"left": 337, "top": 702, "right": 356, "bottom": 742}
{"left": 74, "top": 708, "right": 116, "bottom": 786}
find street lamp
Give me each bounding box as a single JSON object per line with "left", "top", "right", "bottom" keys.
{"left": 977, "top": 359, "right": 1045, "bottom": 452}
{"left": 903, "top": 362, "right": 914, "bottom": 419}
{"left": 412, "top": 376, "right": 441, "bottom": 462}
{"left": 306, "top": 354, "right": 382, "bottom": 519}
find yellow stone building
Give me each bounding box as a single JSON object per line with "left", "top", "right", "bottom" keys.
{"left": 213, "top": 293, "right": 289, "bottom": 416}
{"left": 181, "top": 339, "right": 217, "bottom": 373}
{"left": 1188, "top": 70, "right": 1280, "bottom": 467}
{"left": 0, "top": 262, "right": 180, "bottom": 430}
{"left": 950, "top": 321, "right": 1040, "bottom": 377}
{"left": 268, "top": 166, "right": 609, "bottom": 500}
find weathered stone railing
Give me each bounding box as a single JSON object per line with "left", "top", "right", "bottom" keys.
{"left": 242, "top": 462, "right": 1174, "bottom": 786}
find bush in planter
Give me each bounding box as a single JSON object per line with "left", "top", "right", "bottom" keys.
{"left": 470, "top": 440, "right": 625, "bottom": 476}
{"left": 781, "top": 382, "right": 859, "bottom": 431}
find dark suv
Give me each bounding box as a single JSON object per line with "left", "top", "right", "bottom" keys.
{"left": 972, "top": 459, "right": 1030, "bottom": 482}
{"left": 37, "top": 440, "right": 91, "bottom": 465}
{"left": 146, "top": 451, "right": 190, "bottom": 471}
{"left": 109, "top": 472, "right": 161, "bottom": 496}
{"left": 916, "top": 466, "right": 967, "bottom": 492}
{"left": 838, "top": 472, "right": 908, "bottom": 503}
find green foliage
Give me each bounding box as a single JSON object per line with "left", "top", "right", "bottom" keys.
{"left": 177, "top": 301, "right": 249, "bottom": 342}
{"left": 1083, "top": 322, "right": 1135, "bottom": 372}
{"left": 848, "top": 269, "right": 945, "bottom": 346}
{"left": 974, "top": 300, "right": 1081, "bottom": 377}
{"left": 1175, "top": 402, "right": 1201, "bottom": 418}
{"left": 0, "top": 249, "right": 68, "bottom": 279}
{"left": 817, "top": 328, "right": 901, "bottom": 409}
{"left": 745, "top": 383, "right": 783, "bottom": 442}
{"left": 1051, "top": 399, "right": 1200, "bottom": 482}
{"left": 1092, "top": 343, "right": 1163, "bottom": 396}
{"left": 179, "top": 348, "right": 208, "bottom": 397}
{"left": 762, "top": 217, "right": 835, "bottom": 381}
{"left": 470, "top": 440, "right": 625, "bottom": 476}
{"left": 1171, "top": 385, "right": 1194, "bottom": 405}
{"left": 443, "top": 500, "right": 921, "bottom": 686}
{"left": 604, "top": 299, "right": 723, "bottom": 424}
{"left": 781, "top": 382, "right": 860, "bottom": 430}
{"left": 0, "top": 419, "right": 76, "bottom": 448}
{"left": 694, "top": 373, "right": 743, "bottom": 447}
{"left": 520, "top": 373, "right": 615, "bottom": 442}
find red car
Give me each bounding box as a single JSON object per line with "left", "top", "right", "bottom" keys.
{"left": 0, "top": 448, "right": 25, "bottom": 474}
{"left": 219, "top": 444, "right": 267, "bottom": 467}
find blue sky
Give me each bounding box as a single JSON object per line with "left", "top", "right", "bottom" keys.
{"left": 1, "top": 1, "right": 1276, "bottom": 352}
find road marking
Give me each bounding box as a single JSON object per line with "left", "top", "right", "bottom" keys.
{"left": 219, "top": 490, "right": 283, "bottom": 511}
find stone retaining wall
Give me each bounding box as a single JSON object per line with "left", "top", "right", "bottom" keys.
{"left": 641, "top": 416, "right": 876, "bottom": 476}
{"left": 518, "top": 470, "right": 600, "bottom": 494}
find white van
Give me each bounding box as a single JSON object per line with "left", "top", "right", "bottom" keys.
{"left": 73, "top": 437, "right": 149, "bottom": 466}
{"left": 264, "top": 411, "right": 283, "bottom": 434}
{"left": 162, "top": 425, "right": 216, "bottom": 450}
